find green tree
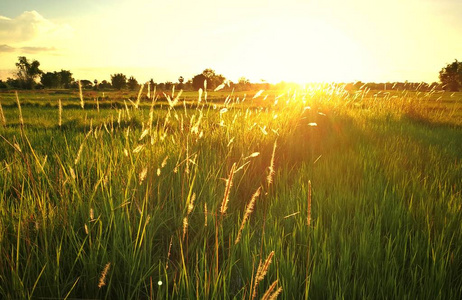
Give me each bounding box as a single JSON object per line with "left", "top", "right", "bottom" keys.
{"left": 439, "top": 59, "right": 462, "bottom": 91}
{"left": 15, "top": 56, "right": 43, "bottom": 89}
{"left": 111, "top": 73, "right": 127, "bottom": 90}
{"left": 127, "top": 76, "right": 139, "bottom": 90}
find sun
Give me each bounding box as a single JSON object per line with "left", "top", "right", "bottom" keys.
{"left": 221, "top": 17, "right": 371, "bottom": 84}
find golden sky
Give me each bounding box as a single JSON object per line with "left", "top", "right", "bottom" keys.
{"left": 0, "top": 0, "right": 461, "bottom": 83}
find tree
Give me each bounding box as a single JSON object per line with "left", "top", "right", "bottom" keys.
{"left": 111, "top": 73, "right": 127, "bottom": 90}
{"left": 15, "top": 56, "right": 43, "bottom": 89}
{"left": 41, "top": 72, "right": 62, "bottom": 88}
{"left": 127, "top": 76, "right": 139, "bottom": 90}
{"left": 191, "top": 69, "right": 226, "bottom": 90}
{"left": 40, "top": 70, "right": 74, "bottom": 89}
{"left": 178, "top": 76, "right": 184, "bottom": 89}
{"left": 439, "top": 60, "right": 462, "bottom": 91}
{"left": 59, "top": 70, "right": 74, "bottom": 88}
{"left": 99, "top": 80, "right": 112, "bottom": 90}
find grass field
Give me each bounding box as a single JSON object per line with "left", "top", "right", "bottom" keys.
{"left": 0, "top": 86, "right": 461, "bottom": 299}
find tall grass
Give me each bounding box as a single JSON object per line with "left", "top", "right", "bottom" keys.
{"left": 0, "top": 86, "right": 461, "bottom": 299}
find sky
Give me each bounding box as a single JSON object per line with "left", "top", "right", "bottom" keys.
{"left": 0, "top": 0, "right": 461, "bottom": 84}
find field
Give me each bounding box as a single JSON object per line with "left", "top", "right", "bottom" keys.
{"left": 0, "top": 86, "right": 461, "bottom": 299}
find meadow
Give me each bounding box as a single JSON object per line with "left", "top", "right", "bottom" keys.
{"left": 0, "top": 85, "right": 461, "bottom": 299}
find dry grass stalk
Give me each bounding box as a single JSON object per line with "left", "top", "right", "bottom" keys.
{"left": 235, "top": 187, "right": 261, "bottom": 244}
{"left": 166, "top": 236, "right": 173, "bottom": 270}
{"left": 0, "top": 102, "right": 6, "bottom": 127}
{"left": 74, "top": 130, "right": 92, "bottom": 165}
{"left": 220, "top": 163, "right": 236, "bottom": 216}
{"left": 266, "top": 140, "right": 277, "bottom": 188}
{"left": 267, "top": 287, "right": 283, "bottom": 300}
{"left": 252, "top": 251, "right": 275, "bottom": 300}
{"left": 261, "top": 280, "right": 280, "bottom": 300}
{"left": 78, "top": 80, "right": 84, "bottom": 109}
{"left": 58, "top": 99, "right": 62, "bottom": 127}
{"left": 204, "top": 203, "right": 208, "bottom": 227}
{"left": 15, "top": 91, "right": 23, "bottom": 126}
{"left": 135, "top": 84, "right": 144, "bottom": 109}
{"left": 98, "top": 262, "right": 111, "bottom": 288}
{"left": 307, "top": 180, "right": 312, "bottom": 226}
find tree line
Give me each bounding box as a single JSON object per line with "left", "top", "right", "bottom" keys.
{"left": 1, "top": 56, "right": 462, "bottom": 92}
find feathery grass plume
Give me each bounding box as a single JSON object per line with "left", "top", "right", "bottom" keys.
{"left": 139, "top": 167, "right": 148, "bottom": 184}
{"left": 182, "top": 217, "right": 189, "bottom": 241}
{"left": 220, "top": 163, "right": 236, "bottom": 216}
{"left": 58, "top": 99, "right": 62, "bottom": 127}
{"left": 253, "top": 90, "right": 264, "bottom": 99}
{"left": 96, "top": 97, "right": 99, "bottom": 112}
{"left": 98, "top": 262, "right": 111, "bottom": 288}
{"left": 183, "top": 193, "right": 196, "bottom": 240}
{"left": 147, "top": 81, "right": 151, "bottom": 99}
{"left": 15, "top": 91, "right": 24, "bottom": 127}
{"left": 133, "top": 144, "right": 144, "bottom": 153}
{"left": 267, "top": 287, "right": 283, "bottom": 300}
{"left": 261, "top": 280, "right": 280, "bottom": 300}
{"left": 187, "top": 193, "right": 196, "bottom": 215}
{"left": 78, "top": 80, "right": 84, "bottom": 109}
{"left": 74, "top": 130, "right": 92, "bottom": 165}
{"left": 214, "top": 83, "right": 225, "bottom": 91}
{"left": 307, "top": 180, "right": 312, "bottom": 226}
{"left": 266, "top": 139, "right": 277, "bottom": 188}
{"left": 204, "top": 203, "right": 208, "bottom": 227}
{"left": 252, "top": 251, "right": 275, "bottom": 300}
{"left": 235, "top": 187, "right": 261, "bottom": 244}
{"left": 198, "top": 88, "right": 203, "bottom": 104}
{"left": 124, "top": 100, "right": 131, "bottom": 119}
{"left": 135, "top": 84, "right": 144, "bottom": 109}
{"left": 0, "top": 102, "right": 6, "bottom": 127}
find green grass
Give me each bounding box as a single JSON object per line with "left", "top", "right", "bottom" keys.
{"left": 0, "top": 87, "right": 461, "bottom": 299}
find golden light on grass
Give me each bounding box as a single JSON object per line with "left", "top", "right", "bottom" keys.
{"left": 220, "top": 163, "right": 236, "bottom": 216}
{"left": 235, "top": 186, "right": 261, "bottom": 244}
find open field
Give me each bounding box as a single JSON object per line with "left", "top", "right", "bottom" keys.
{"left": 0, "top": 87, "right": 461, "bottom": 299}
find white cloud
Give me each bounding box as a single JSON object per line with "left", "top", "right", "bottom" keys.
{"left": 0, "top": 11, "right": 74, "bottom": 44}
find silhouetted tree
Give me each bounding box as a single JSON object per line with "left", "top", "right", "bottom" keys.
{"left": 191, "top": 69, "right": 226, "bottom": 90}
{"left": 15, "top": 56, "right": 43, "bottom": 89}
{"left": 40, "top": 70, "right": 73, "bottom": 89}
{"left": 178, "top": 76, "right": 184, "bottom": 89}
{"left": 99, "top": 80, "right": 112, "bottom": 90}
{"left": 41, "top": 72, "right": 62, "bottom": 88}
{"left": 80, "top": 80, "right": 93, "bottom": 89}
{"left": 111, "top": 73, "right": 127, "bottom": 90}
{"left": 127, "top": 76, "right": 139, "bottom": 90}
{"left": 439, "top": 60, "right": 462, "bottom": 91}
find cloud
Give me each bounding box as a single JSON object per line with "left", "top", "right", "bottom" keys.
{"left": 0, "top": 44, "right": 15, "bottom": 52}
{"left": 20, "top": 46, "right": 57, "bottom": 54}
{"left": 0, "top": 11, "right": 73, "bottom": 44}
{"left": 0, "top": 44, "right": 57, "bottom": 54}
